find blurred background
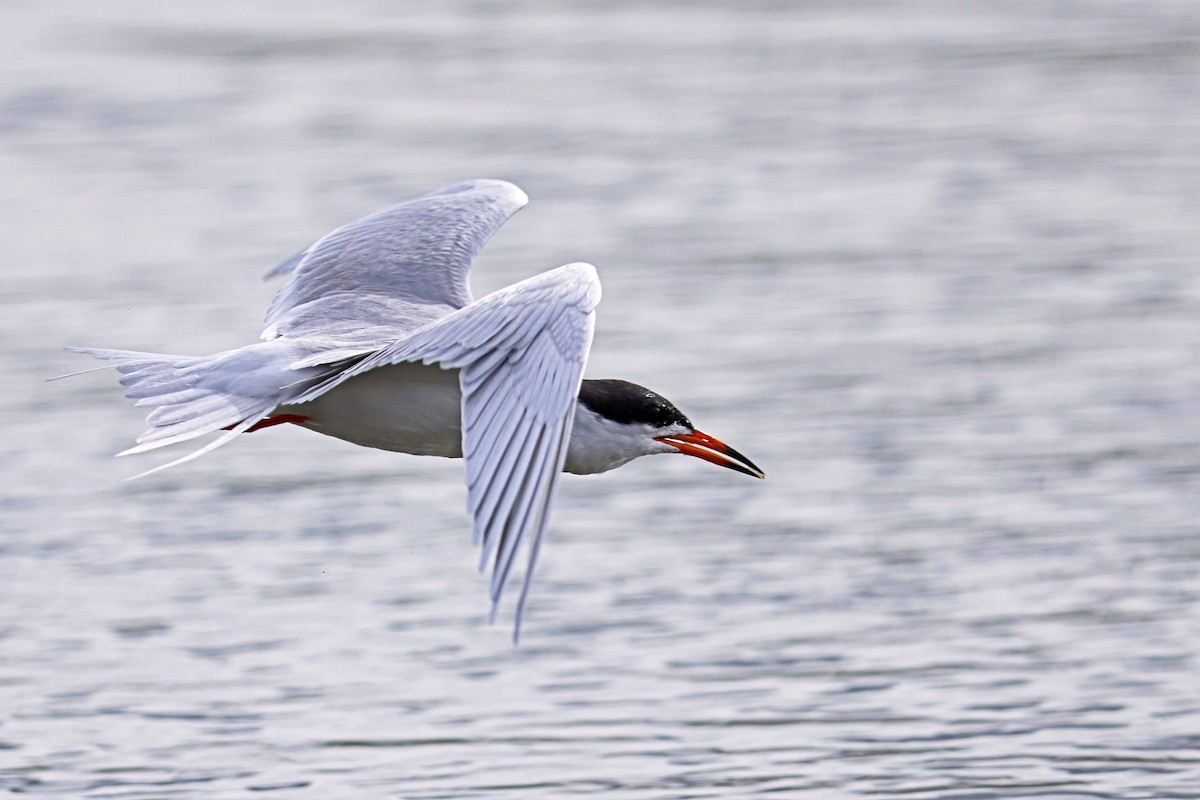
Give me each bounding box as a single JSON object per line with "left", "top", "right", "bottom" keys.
{"left": 3, "top": 1, "right": 1200, "bottom": 797}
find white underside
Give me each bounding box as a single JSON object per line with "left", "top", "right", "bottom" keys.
{"left": 295, "top": 362, "right": 465, "bottom": 457}
{"left": 289, "top": 362, "right": 676, "bottom": 474}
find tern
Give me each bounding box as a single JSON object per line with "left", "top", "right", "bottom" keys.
{"left": 63, "top": 179, "right": 764, "bottom": 638}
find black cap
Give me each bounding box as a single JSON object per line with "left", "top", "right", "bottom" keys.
{"left": 577, "top": 379, "right": 692, "bottom": 429}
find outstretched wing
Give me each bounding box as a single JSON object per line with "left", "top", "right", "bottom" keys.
{"left": 263, "top": 179, "right": 529, "bottom": 343}
{"left": 292, "top": 262, "right": 601, "bottom": 639}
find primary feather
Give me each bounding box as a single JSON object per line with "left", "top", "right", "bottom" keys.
{"left": 65, "top": 179, "right": 597, "bottom": 639}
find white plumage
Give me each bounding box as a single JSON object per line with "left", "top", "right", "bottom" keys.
{"left": 63, "top": 179, "right": 763, "bottom": 639}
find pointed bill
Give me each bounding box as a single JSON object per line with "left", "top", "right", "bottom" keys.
{"left": 655, "top": 429, "right": 765, "bottom": 479}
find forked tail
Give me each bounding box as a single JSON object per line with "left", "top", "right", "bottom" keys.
{"left": 59, "top": 342, "right": 335, "bottom": 477}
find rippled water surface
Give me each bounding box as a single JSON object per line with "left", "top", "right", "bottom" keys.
{"left": 4, "top": 1, "right": 1200, "bottom": 797}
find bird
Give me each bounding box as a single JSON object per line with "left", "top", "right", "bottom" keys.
{"left": 61, "top": 179, "right": 764, "bottom": 639}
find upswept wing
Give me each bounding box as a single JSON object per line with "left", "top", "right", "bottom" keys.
{"left": 293, "top": 262, "right": 602, "bottom": 639}
{"left": 263, "top": 179, "right": 529, "bottom": 342}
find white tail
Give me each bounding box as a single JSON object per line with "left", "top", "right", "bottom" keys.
{"left": 63, "top": 342, "right": 338, "bottom": 477}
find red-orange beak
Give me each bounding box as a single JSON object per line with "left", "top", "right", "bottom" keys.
{"left": 655, "top": 429, "right": 765, "bottom": 479}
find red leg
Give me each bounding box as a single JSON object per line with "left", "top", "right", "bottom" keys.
{"left": 224, "top": 413, "right": 311, "bottom": 433}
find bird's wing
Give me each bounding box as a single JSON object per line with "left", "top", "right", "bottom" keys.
{"left": 292, "top": 262, "right": 601, "bottom": 639}
{"left": 263, "top": 179, "right": 529, "bottom": 342}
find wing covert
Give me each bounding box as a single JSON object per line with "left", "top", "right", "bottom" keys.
{"left": 263, "top": 179, "right": 528, "bottom": 341}
{"left": 291, "top": 262, "right": 601, "bottom": 639}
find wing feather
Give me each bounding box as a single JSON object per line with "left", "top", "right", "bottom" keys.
{"left": 488, "top": 427, "right": 551, "bottom": 594}
{"left": 263, "top": 179, "right": 528, "bottom": 342}
{"left": 470, "top": 417, "right": 537, "bottom": 566}
{"left": 462, "top": 373, "right": 508, "bottom": 450}
{"left": 466, "top": 395, "right": 530, "bottom": 503}
{"left": 465, "top": 384, "right": 525, "bottom": 492}
{"left": 291, "top": 261, "right": 601, "bottom": 638}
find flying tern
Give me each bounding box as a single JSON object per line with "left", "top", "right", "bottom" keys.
{"left": 64, "top": 179, "right": 764, "bottom": 638}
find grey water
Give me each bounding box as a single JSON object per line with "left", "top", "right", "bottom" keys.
{"left": 3, "top": 1, "right": 1200, "bottom": 797}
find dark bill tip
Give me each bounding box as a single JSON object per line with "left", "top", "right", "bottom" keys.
{"left": 655, "top": 429, "right": 765, "bottom": 479}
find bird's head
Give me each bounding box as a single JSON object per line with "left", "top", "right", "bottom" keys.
{"left": 568, "top": 379, "right": 765, "bottom": 478}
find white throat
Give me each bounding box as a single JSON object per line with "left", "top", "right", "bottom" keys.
{"left": 563, "top": 405, "right": 677, "bottom": 475}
